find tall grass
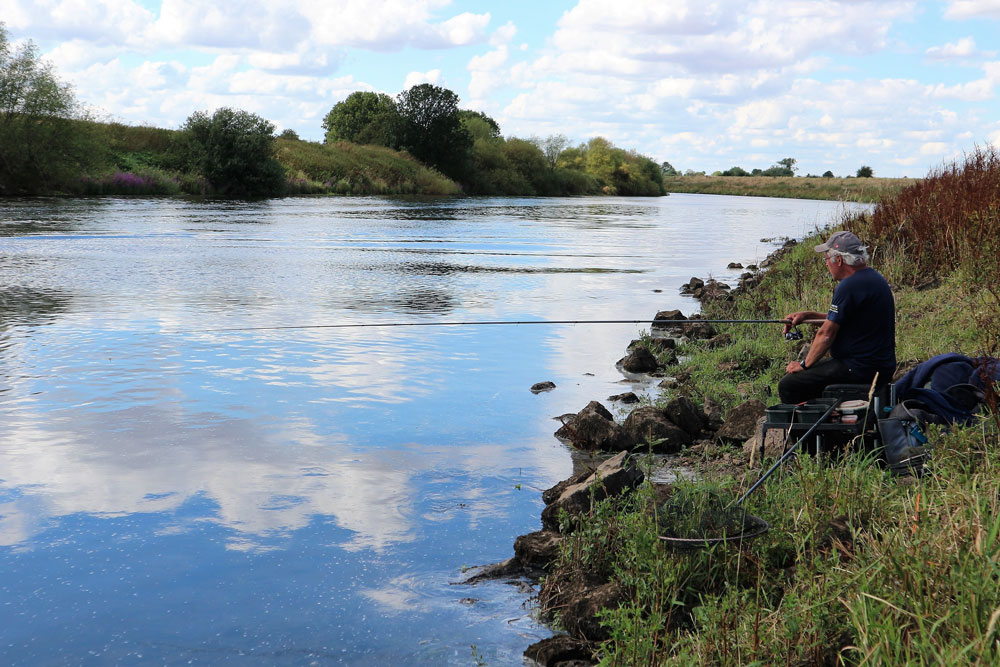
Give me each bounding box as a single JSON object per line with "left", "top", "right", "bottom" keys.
{"left": 665, "top": 175, "right": 912, "bottom": 202}
{"left": 275, "top": 138, "right": 461, "bottom": 195}
{"left": 551, "top": 149, "right": 1000, "bottom": 664}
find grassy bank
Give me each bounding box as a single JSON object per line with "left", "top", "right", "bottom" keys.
{"left": 665, "top": 175, "right": 913, "bottom": 202}
{"left": 63, "top": 121, "right": 462, "bottom": 197}
{"left": 542, "top": 149, "right": 1000, "bottom": 664}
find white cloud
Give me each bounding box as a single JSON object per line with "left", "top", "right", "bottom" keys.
{"left": 925, "top": 37, "right": 996, "bottom": 60}
{"left": 403, "top": 69, "right": 442, "bottom": 89}
{"left": 490, "top": 20, "right": 517, "bottom": 46}
{"left": 943, "top": 0, "right": 1000, "bottom": 20}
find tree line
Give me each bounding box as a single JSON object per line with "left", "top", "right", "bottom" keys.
{"left": 0, "top": 23, "right": 665, "bottom": 197}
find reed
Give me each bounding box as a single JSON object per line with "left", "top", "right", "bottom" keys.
{"left": 665, "top": 175, "right": 913, "bottom": 202}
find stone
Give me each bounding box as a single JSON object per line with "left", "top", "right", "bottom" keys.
{"left": 461, "top": 557, "right": 524, "bottom": 584}
{"left": 617, "top": 346, "right": 658, "bottom": 373}
{"left": 716, "top": 399, "right": 767, "bottom": 442}
{"left": 531, "top": 381, "right": 557, "bottom": 393}
{"left": 607, "top": 391, "right": 640, "bottom": 404}
{"left": 703, "top": 396, "right": 724, "bottom": 430}
{"left": 524, "top": 636, "right": 595, "bottom": 667}
{"left": 540, "top": 451, "right": 643, "bottom": 530}
{"left": 664, "top": 396, "right": 706, "bottom": 436}
{"left": 514, "top": 530, "right": 564, "bottom": 571}
{"left": 622, "top": 405, "right": 692, "bottom": 453}
{"left": 686, "top": 277, "right": 705, "bottom": 290}
{"left": 554, "top": 401, "right": 627, "bottom": 451}
{"left": 727, "top": 262, "right": 743, "bottom": 269}
{"left": 705, "top": 333, "right": 732, "bottom": 349}
{"left": 743, "top": 417, "right": 790, "bottom": 466}
{"left": 561, "top": 582, "right": 627, "bottom": 641}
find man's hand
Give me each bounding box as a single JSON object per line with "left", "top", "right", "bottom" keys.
{"left": 785, "top": 360, "right": 805, "bottom": 374}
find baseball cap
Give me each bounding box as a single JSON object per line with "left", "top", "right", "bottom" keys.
{"left": 814, "top": 230, "right": 864, "bottom": 254}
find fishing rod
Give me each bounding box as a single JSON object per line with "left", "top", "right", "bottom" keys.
{"left": 165, "top": 318, "right": 826, "bottom": 335}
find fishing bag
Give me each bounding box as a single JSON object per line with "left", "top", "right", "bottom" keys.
{"left": 877, "top": 399, "right": 947, "bottom": 474}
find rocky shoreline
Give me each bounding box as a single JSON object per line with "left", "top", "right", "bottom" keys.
{"left": 460, "top": 239, "right": 804, "bottom": 666}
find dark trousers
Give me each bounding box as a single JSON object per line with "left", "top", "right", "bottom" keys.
{"left": 777, "top": 359, "right": 891, "bottom": 404}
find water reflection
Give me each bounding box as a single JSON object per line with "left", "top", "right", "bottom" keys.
{"left": 0, "top": 194, "right": 870, "bottom": 663}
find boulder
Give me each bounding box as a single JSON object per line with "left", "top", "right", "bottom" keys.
{"left": 524, "top": 636, "right": 595, "bottom": 667}
{"left": 685, "top": 276, "right": 705, "bottom": 291}
{"left": 514, "top": 530, "right": 564, "bottom": 571}
{"left": 664, "top": 396, "right": 706, "bottom": 436}
{"left": 651, "top": 310, "right": 716, "bottom": 339}
{"left": 540, "top": 451, "right": 643, "bottom": 530}
{"left": 617, "top": 346, "right": 658, "bottom": 373}
{"left": 703, "top": 396, "right": 724, "bottom": 430}
{"left": 554, "top": 402, "right": 627, "bottom": 451}
{"left": 622, "top": 405, "right": 692, "bottom": 453}
{"left": 727, "top": 262, "right": 744, "bottom": 269}
{"left": 531, "top": 381, "right": 557, "bottom": 393}
{"left": 717, "top": 399, "right": 767, "bottom": 442}
{"left": 561, "top": 582, "right": 627, "bottom": 641}
{"left": 607, "top": 391, "right": 640, "bottom": 404}
{"left": 743, "top": 418, "right": 789, "bottom": 466}
{"left": 705, "top": 333, "right": 732, "bottom": 349}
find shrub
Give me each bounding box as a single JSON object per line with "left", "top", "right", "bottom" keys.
{"left": 180, "top": 107, "right": 286, "bottom": 196}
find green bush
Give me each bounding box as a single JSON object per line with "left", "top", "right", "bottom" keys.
{"left": 180, "top": 107, "right": 286, "bottom": 196}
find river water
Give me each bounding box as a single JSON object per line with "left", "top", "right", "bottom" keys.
{"left": 0, "top": 194, "right": 865, "bottom": 665}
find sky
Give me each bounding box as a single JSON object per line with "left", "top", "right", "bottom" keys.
{"left": 2, "top": 0, "right": 1000, "bottom": 178}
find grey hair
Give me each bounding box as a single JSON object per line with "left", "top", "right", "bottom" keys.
{"left": 827, "top": 247, "right": 869, "bottom": 265}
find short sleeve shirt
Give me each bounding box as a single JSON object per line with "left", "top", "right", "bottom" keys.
{"left": 827, "top": 267, "right": 896, "bottom": 375}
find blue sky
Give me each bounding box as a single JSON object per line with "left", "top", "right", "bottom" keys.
{"left": 3, "top": 0, "right": 999, "bottom": 177}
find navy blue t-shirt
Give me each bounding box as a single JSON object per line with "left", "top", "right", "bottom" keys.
{"left": 827, "top": 267, "right": 896, "bottom": 375}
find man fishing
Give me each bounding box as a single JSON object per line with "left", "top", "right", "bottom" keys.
{"left": 778, "top": 230, "right": 896, "bottom": 404}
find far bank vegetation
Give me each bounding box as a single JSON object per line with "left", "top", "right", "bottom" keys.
{"left": 0, "top": 24, "right": 662, "bottom": 198}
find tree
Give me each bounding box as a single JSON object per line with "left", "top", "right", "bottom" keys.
{"left": 856, "top": 165, "right": 874, "bottom": 178}
{"left": 322, "top": 91, "right": 398, "bottom": 145}
{"left": 458, "top": 110, "right": 501, "bottom": 142}
{"left": 777, "top": 157, "right": 797, "bottom": 174}
{"left": 0, "top": 23, "right": 89, "bottom": 193}
{"left": 182, "top": 107, "right": 285, "bottom": 196}
{"left": 660, "top": 161, "right": 678, "bottom": 176}
{"left": 534, "top": 134, "right": 569, "bottom": 169}
{"left": 279, "top": 128, "right": 299, "bottom": 140}
{"left": 822, "top": 170, "right": 834, "bottom": 178}
{"left": 396, "top": 83, "right": 472, "bottom": 180}
{"left": 722, "top": 166, "right": 749, "bottom": 177}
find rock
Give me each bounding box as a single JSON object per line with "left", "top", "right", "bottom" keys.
{"left": 531, "top": 381, "right": 557, "bottom": 393}
{"left": 524, "top": 636, "right": 595, "bottom": 667}
{"left": 727, "top": 262, "right": 743, "bottom": 269}
{"left": 542, "top": 470, "right": 590, "bottom": 505}
{"left": 652, "top": 310, "right": 715, "bottom": 339}
{"left": 608, "top": 391, "right": 640, "bottom": 404}
{"left": 554, "top": 401, "right": 628, "bottom": 451}
{"left": 703, "top": 396, "right": 724, "bottom": 430}
{"left": 622, "top": 405, "right": 692, "bottom": 453}
{"left": 631, "top": 337, "right": 675, "bottom": 353}
{"left": 540, "top": 451, "right": 643, "bottom": 530}
{"left": 617, "top": 346, "right": 658, "bottom": 373}
{"left": 461, "top": 557, "right": 525, "bottom": 584}
{"left": 514, "top": 530, "right": 564, "bottom": 571}
{"left": 743, "top": 418, "right": 789, "bottom": 466}
{"left": 717, "top": 399, "right": 767, "bottom": 442}
{"left": 686, "top": 277, "right": 705, "bottom": 291}
{"left": 706, "top": 333, "right": 732, "bottom": 349}
{"left": 562, "top": 582, "right": 627, "bottom": 641}
{"left": 746, "top": 264, "right": 758, "bottom": 271}
{"left": 664, "top": 396, "right": 706, "bottom": 436}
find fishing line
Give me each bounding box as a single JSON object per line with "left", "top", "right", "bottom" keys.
{"left": 164, "top": 318, "right": 825, "bottom": 335}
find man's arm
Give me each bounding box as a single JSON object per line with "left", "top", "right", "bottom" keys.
{"left": 783, "top": 310, "right": 828, "bottom": 334}
{"left": 785, "top": 320, "right": 840, "bottom": 373}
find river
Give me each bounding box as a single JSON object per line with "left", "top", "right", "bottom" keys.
{"left": 0, "top": 194, "right": 867, "bottom": 665}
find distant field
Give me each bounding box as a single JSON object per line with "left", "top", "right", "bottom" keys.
{"left": 664, "top": 175, "right": 915, "bottom": 202}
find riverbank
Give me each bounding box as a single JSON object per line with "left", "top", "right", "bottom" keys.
{"left": 507, "top": 149, "right": 999, "bottom": 665}
{"left": 665, "top": 174, "right": 913, "bottom": 202}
